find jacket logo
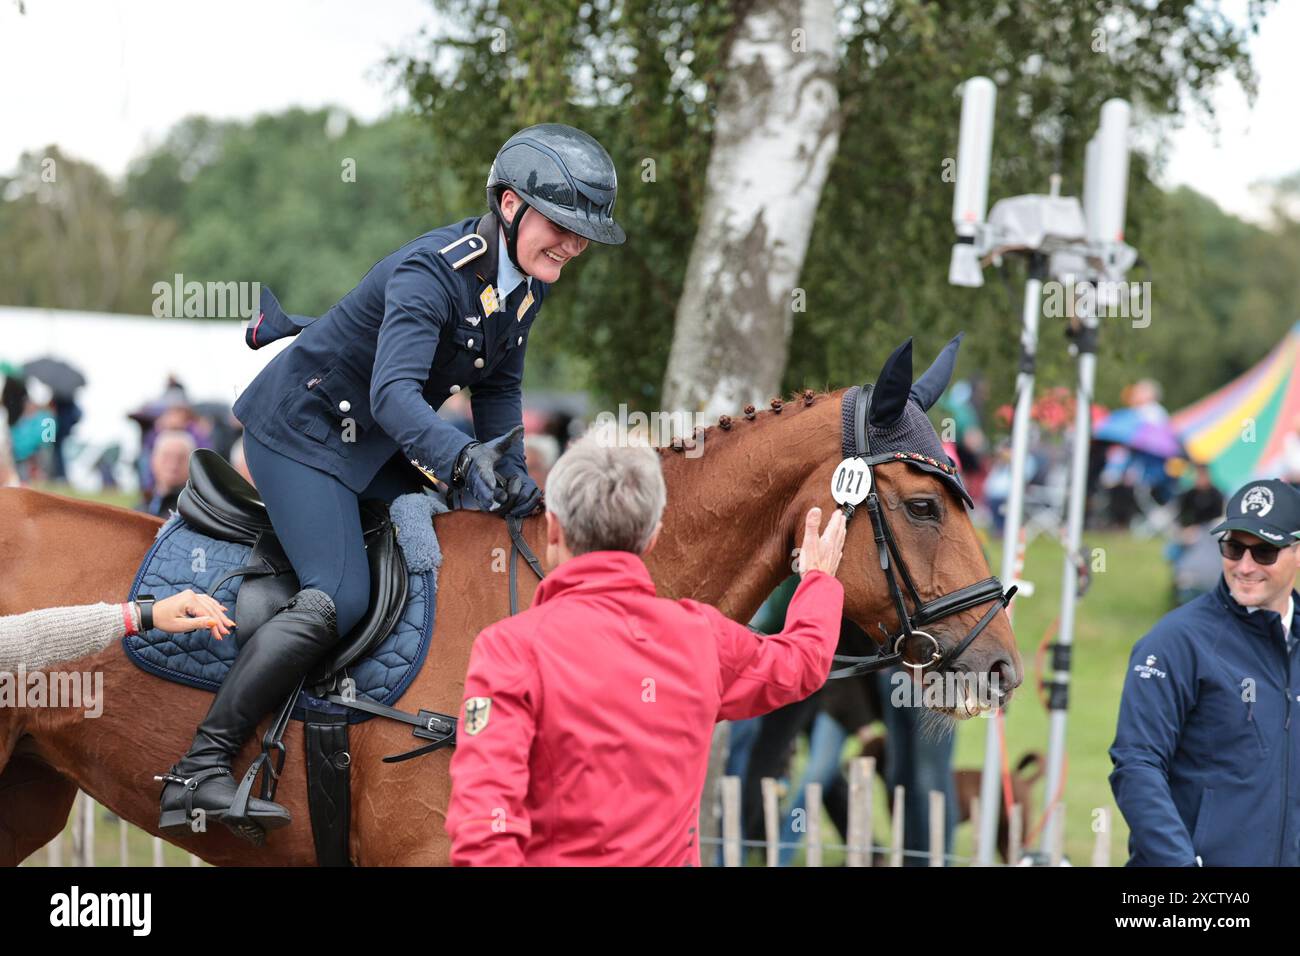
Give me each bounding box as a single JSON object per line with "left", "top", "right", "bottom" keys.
{"left": 465, "top": 697, "right": 492, "bottom": 735}
{"left": 1135, "top": 654, "right": 1167, "bottom": 680}
{"left": 464, "top": 315, "right": 481, "bottom": 327}
{"left": 1242, "top": 485, "right": 1274, "bottom": 516}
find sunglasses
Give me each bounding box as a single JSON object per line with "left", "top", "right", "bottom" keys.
{"left": 1219, "top": 537, "right": 1292, "bottom": 566}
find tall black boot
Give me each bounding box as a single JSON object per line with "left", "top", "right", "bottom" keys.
{"left": 156, "top": 588, "right": 339, "bottom": 843}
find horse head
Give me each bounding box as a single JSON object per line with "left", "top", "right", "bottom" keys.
{"left": 828, "top": 334, "right": 1022, "bottom": 717}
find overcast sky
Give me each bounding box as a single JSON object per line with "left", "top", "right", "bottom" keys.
{"left": 0, "top": 0, "right": 1295, "bottom": 223}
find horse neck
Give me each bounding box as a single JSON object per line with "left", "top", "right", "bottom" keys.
{"left": 646, "top": 393, "right": 843, "bottom": 622}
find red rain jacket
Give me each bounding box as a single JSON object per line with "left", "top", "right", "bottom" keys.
{"left": 445, "top": 550, "right": 844, "bottom": 866}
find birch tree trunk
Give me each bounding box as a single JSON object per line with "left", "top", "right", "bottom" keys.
{"left": 661, "top": 0, "right": 842, "bottom": 415}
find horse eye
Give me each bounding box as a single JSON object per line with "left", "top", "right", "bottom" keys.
{"left": 906, "top": 500, "right": 937, "bottom": 519}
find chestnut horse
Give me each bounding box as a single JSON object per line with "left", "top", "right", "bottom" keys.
{"left": 0, "top": 385, "right": 1020, "bottom": 866}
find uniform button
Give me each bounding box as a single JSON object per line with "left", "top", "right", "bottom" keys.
{"left": 467, "top": 338, "right": 474, "bottom": 348}
{"left": 474, "top": 357, "right": 485, "bottom": 369}
{"left": 516, "top": 336, "right": 523, "bottom": 346}
{"left": 449, "top": 384, "right": 461, "bottom": 394}
{"left": 338, "top": 400, "right": 351, "bottom": 413}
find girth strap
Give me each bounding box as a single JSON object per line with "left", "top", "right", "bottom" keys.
{"left": 323, "top": 693, "right": 458, "bottom": 764}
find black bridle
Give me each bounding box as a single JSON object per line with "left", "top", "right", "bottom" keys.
{"left": 828, "top": 384, "right": 1016, "bottom": 680}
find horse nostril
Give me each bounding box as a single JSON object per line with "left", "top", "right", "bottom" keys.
{"left": 991, "top": 657, "right": 1019, "bottom": 695}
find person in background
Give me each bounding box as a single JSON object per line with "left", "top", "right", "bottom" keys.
{"left": 1111, "top": 478, "right": 1300, "bottom": 865}
{"left": 0, "top": 411, "right": 17, "bottom": 487}
{"left": 229, "top": 436, "right": 254, "bottom": 487}
{"left": 141, "top": 430, "right": 196, "bottom": 517}
{"left": 1176, "top": 463, "right": 1226, "bottom": 530}
{"left": 138, "top": 388, "right": 211, "bottom": 498}
{"left": 9, "top": 378, "right": 56, "bottom": 481}
{"left": 874, "top": 664, "right": 958, "bottom": 865}
{"left": 524, "top": 432, "right": 560, "bottom": 488}
{"left": 1281, "top": 412, "right": 1300, "bottom": 488}
{"left": 1, "top": 590, "right": 233, "bottom": 672}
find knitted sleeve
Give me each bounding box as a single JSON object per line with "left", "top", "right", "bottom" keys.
{"left": 0, "top": 602, "right": 138, "bottom": 670}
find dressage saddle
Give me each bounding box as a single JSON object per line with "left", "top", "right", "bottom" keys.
{"left": 177, "top": 448, "right": 409, "bottom": 689}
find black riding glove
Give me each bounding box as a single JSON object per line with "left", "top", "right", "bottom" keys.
{"left": 500, "top": 472, "right": 543, "bottom": 517}
{"left": 451, "top": 425, "right": 524, "bottom": 512}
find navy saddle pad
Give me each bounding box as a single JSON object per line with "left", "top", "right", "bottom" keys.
{"left": 122, "top": 514, "right": 436, "bottom": 723}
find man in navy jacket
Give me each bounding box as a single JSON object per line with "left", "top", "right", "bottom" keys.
{"left": 1110, "top": 478, "right": 1300, "bottom": 865}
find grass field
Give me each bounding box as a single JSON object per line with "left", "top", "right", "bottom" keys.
{"left": 951, "top": 528, "right": 1171, "bottom": 864}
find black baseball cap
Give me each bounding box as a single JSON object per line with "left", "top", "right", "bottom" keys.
{"left": 1210, "top": 478, "right": 1300, "bottom": 546}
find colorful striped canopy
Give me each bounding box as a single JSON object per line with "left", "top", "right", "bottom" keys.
{"left": 1171, "top": 321, "right": 1300, "bottom": 491}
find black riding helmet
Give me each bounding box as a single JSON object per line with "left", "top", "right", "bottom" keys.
{"left": 486, "top": 123, "right": 626, "bottom": 269}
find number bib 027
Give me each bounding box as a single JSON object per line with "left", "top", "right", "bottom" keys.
{"left": 830, "top": 457, "right": 872, "bottom": 506}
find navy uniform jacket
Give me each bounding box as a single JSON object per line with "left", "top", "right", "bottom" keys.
{"left": 1110, "top": 575, "right": 1300, "bottom": 866}
{"left": 233, "top": 214, "right": 548, "bottom": 494}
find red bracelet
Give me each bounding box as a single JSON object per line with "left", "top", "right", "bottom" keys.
{"left": 121, "top": 602, "right": 138, "bottom": 637}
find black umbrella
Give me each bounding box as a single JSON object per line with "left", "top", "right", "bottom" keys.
{"left": 24, "top": 357, "right": 87, "bottom": 399}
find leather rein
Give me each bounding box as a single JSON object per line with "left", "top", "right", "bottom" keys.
{"left": 828, "top": 384, "right": 1016, "bottom": 680}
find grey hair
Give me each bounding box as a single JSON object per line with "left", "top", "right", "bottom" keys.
{"left": 545, "top": 423, "right": 666, "bottom": 555}
{"left": 154, "top": 429, "right": 197, "bottom": 455}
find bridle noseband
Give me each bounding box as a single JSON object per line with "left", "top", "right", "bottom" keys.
{"left": 828, "top": 384, "right": 1016, "bottom": 680}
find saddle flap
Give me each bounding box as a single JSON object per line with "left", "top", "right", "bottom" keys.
{"left": 179, "top": 449, "right": 274, "bottom": 545}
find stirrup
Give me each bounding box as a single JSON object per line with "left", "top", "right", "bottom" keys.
{"left": 155, "top": 766, "right": 234, "bottom": 832}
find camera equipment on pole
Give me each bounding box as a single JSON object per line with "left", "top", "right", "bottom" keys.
{"left": 948, "top": 78, "right": 1137, "bottom": 865}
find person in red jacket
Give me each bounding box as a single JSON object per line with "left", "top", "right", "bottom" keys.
{"left": 445, "top": 427, "right": 847, "bottom": 866}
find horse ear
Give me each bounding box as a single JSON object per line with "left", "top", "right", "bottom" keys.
{"left": 869, "top": 338, "right": 913, "bottom": 428}
{"left": 910, "top": 332, "right": 964, "bottom": 411}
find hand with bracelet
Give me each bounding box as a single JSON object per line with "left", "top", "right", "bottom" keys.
{"left": 135, "top": 589, "right": 235, "bottom": 639}
{"left": 0, "top": 589, "right": 236, "bottom": 674}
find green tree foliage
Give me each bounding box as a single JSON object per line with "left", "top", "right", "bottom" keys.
{"left": 125, "top": 108, "right": 447, "bottom": 316}
{"left": 395, "top": 0, "right": 1278, "bottom": 418}
{"left": 0, "top": 147, "right": 175, "bottom": 313}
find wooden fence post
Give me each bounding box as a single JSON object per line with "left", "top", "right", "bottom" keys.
{"left": 761, "top": 777, "right": 780, "bottom": 867}
{"left": 805, "top": 783, "right": 823, "bottom": 868}
{"left": 1091, "top": 807, "right": 1110, "bottom": 867}
{"left": 847, "top": 757, "right": 874, "bottom": 867}
{"left": 1008, "top": 803, "right": 1023, "bottom": 866}
{"left": 1049, "top": 803, "right": 1066, "bottom": 866}
{"left": 928, "top": 790, "right": 944, "bottom": 867}
{"left": 721, "top": 775, "right": 742, "bottom": 867}
{"left": 889, "top": 785, "right": 904, "bottom": 867}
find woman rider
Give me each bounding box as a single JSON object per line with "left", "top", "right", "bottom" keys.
{"left": 155, "top": 124, "right": 626, "bottom": 841}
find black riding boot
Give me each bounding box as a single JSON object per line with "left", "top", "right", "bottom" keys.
{"left": 156, "top": 588, "right": 339, "bottom": 843}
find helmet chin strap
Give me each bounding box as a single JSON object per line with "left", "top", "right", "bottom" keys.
{"left": 494, "top": 192, "right": 531, "bottom": 274}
